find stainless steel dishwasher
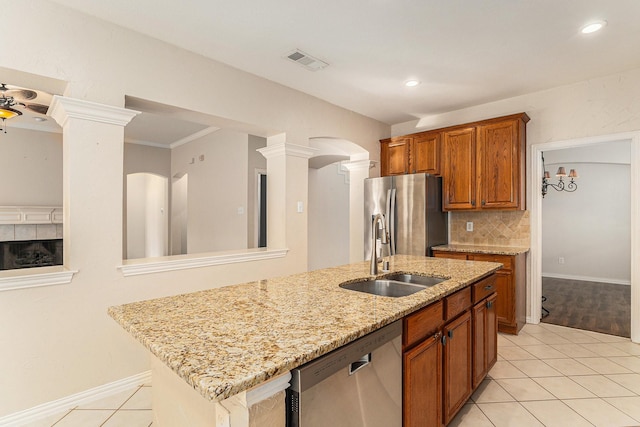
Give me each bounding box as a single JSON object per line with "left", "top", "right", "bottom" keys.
{"left": 286, "top": 320, "right": 402, "bottom": 427}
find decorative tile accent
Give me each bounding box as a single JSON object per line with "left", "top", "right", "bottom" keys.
{"left": 36, "top": 224, "right": 58, "bottom": 239}
{"left": 450, "top": 210, "right": 530, "bottom": 247}
{"left": 15, "top": 224, "right": 37, "bottom": 241}
{"left": 0, "top": 225, "right": 15, "bottom": 241}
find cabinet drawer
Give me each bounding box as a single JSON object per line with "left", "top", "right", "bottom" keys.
{"left": 444, "top": 287, "right": 471, "bottom": 321}
{"left": 472, "top": 275, "right": 497, "bottom": 304}
{"left": 403, "top": 300, "right": 444, "bottom": 349}
{"left": 470, "top": 253, "right": 512, "bottom": 271}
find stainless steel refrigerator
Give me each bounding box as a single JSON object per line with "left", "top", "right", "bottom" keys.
{"left": 364, "top": 173, "right": 447, "bottom": 259}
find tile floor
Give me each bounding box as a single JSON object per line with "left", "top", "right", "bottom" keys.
{"left": 450, "top": 322, "right": 640, "bottom": 427}
{"left": 22, "top": 322, "right": 640, "bottom": 427}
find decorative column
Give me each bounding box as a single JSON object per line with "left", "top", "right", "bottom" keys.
{"left": 48, "top": 96, "right": 139, "bottom": 273}
{"left": 341, "top": 160, "right": 375, "bottom": 263}
{"left": 258, "top": 137, "right": 316, "bottom": 273}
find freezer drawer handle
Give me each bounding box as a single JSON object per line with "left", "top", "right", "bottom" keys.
{"left": 348, "top": 353, "right": 372, "bottom": 375}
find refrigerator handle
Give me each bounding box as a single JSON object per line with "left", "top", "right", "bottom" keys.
{"left": 389, "top": 188, "right": 396, "bottom": 255}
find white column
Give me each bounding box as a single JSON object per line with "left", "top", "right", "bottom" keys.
{"left": 258, "top": 138, "right": 316, "bottom": 271}
{"left": 48, "top": 96, "right": 139, "bottom": 272}
{"left": 341, "top": 160, "right": 374, "bottom": 263}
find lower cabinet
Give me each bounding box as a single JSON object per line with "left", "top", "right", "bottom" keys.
{"left": 403, "top": 274, "right": 496, "bottom": 426}
{"left": 443, "top": 310, "right": 472, "bottom": 425}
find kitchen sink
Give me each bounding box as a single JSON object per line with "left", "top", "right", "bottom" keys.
{"left": 382, "top": 273, "right": 446, "bottom": 288}
{"left": 339, "top": 274, "right": 446, "bottom": 298}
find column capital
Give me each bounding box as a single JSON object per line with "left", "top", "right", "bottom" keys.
{"left": 48, "top": 95, "right": 140, "bottom": 128}
{"left": 340, "top": 159, "right": 375, "bottom": 172}
{"left": 257, "top": 142, "right": 317, "bottom": 160}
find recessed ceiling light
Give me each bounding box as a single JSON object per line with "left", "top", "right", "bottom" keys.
{"left": 581, "top": 20, "right": 607, "bottom": 34}
{"left": 405, "top": 80, "right": 420, "bottom": 87}
{"left": 33, "top": 117, "right": 47, "bottom": 122}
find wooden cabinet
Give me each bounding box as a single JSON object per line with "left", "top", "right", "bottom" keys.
{"left": 433, "top": 250, "right": 527, "bottom": 335}
{"left": 380, "top": 131, "right": 440, "bottom": 177}
{"left": 441, "top": 114, "right": 528, "bottom": 211}
{"left": 472, "top": 293, "right": 497, "bottom": 388}
{"left": 443, "top": 310, "right": 472, "bottom": 425}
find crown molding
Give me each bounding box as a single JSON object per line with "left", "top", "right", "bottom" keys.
{"left": 257, "top": 142, "right": 318, "bottom": 160}
{"left": 48, "top": 95, "right": 140, "bottom": 128}
{"left": 340, "top": 159, "right": 375, "bottom": 171}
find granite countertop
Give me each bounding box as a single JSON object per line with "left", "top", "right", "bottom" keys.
{"left": 108, "top": 254, "right": 501, "bottom": 403}
{"left": 433, "top": 244, "right": 530, "bottom": 256}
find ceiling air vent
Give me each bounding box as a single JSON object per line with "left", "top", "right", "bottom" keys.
{"left": 285, "top": 49, "right": 329, "bottom": 71}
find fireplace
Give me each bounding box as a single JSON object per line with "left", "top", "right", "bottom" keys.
{"left": 0, "top": 239, "right": 63, "bottom": 270}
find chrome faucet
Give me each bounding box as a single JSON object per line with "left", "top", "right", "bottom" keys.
{"left": 370, "top": 213, "right": 389, "bottom": 275}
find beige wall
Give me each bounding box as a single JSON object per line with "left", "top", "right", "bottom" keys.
{"left": 0, "top": 0, "right": 388, "bottom": 417}
{"left": 0, "top": 127, "right": 62, "bottom": 206}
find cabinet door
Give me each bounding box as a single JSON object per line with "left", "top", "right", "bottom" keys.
{"left": 472, "top": 293, "right": 498, "bottom": 388}
{"left": 477, "top": 119, "right": 521, "bottom": 209}
{"left": 443, "top": 310, "right": 472, "bottom": 425}
{"left": 432, "top": 251, "right": 468, "bottom": 260}
{"left": 404, "top": 332, "right": 443, "bottom": 427}
{"left": 442, "top": 127, "right": 476, "bottom": 210}
{"left": 381, "top": 137, "right": 411, "bottom": 176}
{"left": 494, "top": 270, "right": 513, "bottom": 329}
{"left": 412, "top": 132, "right": 440, "bottom": 175}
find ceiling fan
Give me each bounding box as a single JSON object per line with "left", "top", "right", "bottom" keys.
{"left": 0, "top": 83, "right": 50, "bottom": 133}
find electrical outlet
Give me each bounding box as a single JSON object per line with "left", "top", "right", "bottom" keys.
{"left": 466, "top": 222, "right": 473, "bottom": 232}
{"left": 558, "top": 257, "right": 565, "bottom": 264}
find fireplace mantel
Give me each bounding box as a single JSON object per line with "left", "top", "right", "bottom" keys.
{"left": 0, "top": 206, "right": 63, "bottom": 225}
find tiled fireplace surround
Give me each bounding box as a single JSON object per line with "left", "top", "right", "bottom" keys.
{"left": 0, "top": 224, "right": 63, "bottom": 242}
{"left": 0, "top": 224, "right": 64, "bottom": 270}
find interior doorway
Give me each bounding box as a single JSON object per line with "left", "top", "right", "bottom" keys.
{"left": 530, "top": 131, "right": 640, "bottom": 343}
{"left": 126, "top": 172, "right": 169, "bottom": 259}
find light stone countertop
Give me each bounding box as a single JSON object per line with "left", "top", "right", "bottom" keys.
{"left": 433, "top": 244, "right": 530, "bottom": 256}
{"left": 108, "top": 254, "right": 501, "bottom": 403}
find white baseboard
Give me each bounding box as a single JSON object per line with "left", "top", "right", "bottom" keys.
{"left": 0, "top": 371, "right": 151, "bottom": 426}
{"left": 542, "top": 272, "right": 631, "bottom": 286}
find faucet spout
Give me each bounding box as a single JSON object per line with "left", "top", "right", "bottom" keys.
{"left": 370, "top": 213, "right": 388, "bottom": 275}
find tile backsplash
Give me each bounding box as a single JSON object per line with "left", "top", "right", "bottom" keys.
{"left": 449, "top": 210, "right": 530, "bottom": 247}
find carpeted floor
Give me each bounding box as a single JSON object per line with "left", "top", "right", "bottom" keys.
{"left": 541, "top": 277, "right": 631, "bottom": 338}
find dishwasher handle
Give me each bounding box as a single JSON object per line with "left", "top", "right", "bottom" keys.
{"left": 349, "top": 353, "right": 372, "bottom": 375}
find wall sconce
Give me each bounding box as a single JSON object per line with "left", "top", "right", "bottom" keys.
{"left": 541, "top": 152, "right": 578, "bottom": 198}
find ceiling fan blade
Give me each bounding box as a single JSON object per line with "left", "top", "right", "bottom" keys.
{"left": 5, "top": 89, "right": 38, "bottom": 101}
{"left": 26, "top": 104, "right": 49, "bottom": 115}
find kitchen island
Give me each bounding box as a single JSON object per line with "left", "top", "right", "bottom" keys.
{"left": 108, "top": 254, "right": 501, "bottom": 426}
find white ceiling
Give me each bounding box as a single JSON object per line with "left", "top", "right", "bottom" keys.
{"left": 45, "top": 0, "right": 640, "bottom": 125}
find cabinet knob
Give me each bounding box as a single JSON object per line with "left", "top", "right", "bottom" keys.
{"left": 484, "top": 285, "right": 494, "bottom": 291}
{"left": 482, "top": 200, "right": 486, "bottom": 206}
{"left": 487, "top": 300, "right": 493, "bottom": 308}
{"left": 441, "top": 335, "right": 447, "bottom": 346}
{"left": 448, "top": 330, "right": 454, "bottom": 339}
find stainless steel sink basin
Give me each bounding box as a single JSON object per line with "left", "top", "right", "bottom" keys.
{"left": 340, "top": 273, "right": 447, "bottom": 297}
{"left": 382, "top": 273, "right": 446, "bottom": 287}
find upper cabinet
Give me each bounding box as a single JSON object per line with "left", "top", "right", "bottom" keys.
{"left": 442, "top": 127, "right": 476, "bottom": 210}
{"left": 380, "top": 131, "right": 441, "bottom": 177}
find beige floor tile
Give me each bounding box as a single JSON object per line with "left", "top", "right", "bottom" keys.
{"left": 518, "top": 344, "right": 568, "bottom": 359}
{"left": 553, "top": 330, "right": 603, "bottom": 344}
{"left": 510, "top": 359, "right": 563, "bottom": 377}
{"left": 49, "top": 409, "right": 114, "bottom": 426}
{"left": 448, "top": 403, "right": 494, "bottom": 427}
{"left": 498, "top": 346, "right": 537, "bottom": 361}
{"left": 606, "top": 373, "right": 640, "bottom": 395}
{"left": 563, "top": 398, "right": 638, "bottom": 427}
{"left": 610, "top": 341, "right": 640, "bottom": 356}
{"left": 543, "top": 358, "right": 597, "bottom": 376}
{"left": 532, "top": 376, "right": 596, "bottom": 399}
{"left": 520, "top": 324, "right": 548, "bottom": 335}
{"left": 497, "top": 334, "right": 517, "bottom": 347}
{"left": 523, "top": 332, "right": 572, "bottom": 345}
{"left": 496, "top": 378, "right": 556, "bottom": 401}
{"left": 502, "top": 333, "right": 544, "bottom": 346}
{"left": 520, "top": 400, "right": 592, "bottom": 427}
{"left": 578, "top": 343, "right": 632, "bottom": 357}
{"left": 471, "top": 379, "right": 515, "bottom": 403}
{"left": 608, "top": 356, "right": 640, "bottom": 373}
{"left": 487, "top": 360, "right": 528, "bottom": 379}
{"left": 76, "top": 388, "right": 138, "bottom": 410}
{"left": 102, "top": 409, "right": 153, "bottom": 427}
{"left": 570, "top": 375, "right": 636, "bottom": 397}
{"left": 575, "top": 357, "right": 633, "bottom": 375}
{"left": 551, "top": 343, "right": 599, "bottom": 358}
{"left": 477, "top": 402, "right": 544, "bottom": 427}
{"left": 582, "top": 330, "right": 629, "bottom": 343}
{"left": 121, "top": 386, "right": 152, "bottom": 410}
{"left": 604, "top": 396, "right": 640, "bottom": 422}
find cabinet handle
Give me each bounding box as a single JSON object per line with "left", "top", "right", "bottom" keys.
{"left": 484, "top": 285, "right": 494, "bottom": 291}
{"left": 471, "top": 200, "right": 476, "bottom": 206}
{"left": 482, "top": 200, "right": 486, "bottom": 206}
{"left": 448, "top": 330, "right": 454, "bottom": 339}
{"left": 441, "top": 335, "right": 447, "bottom": 346}
{"left": 487, "top": 300, "right": 493, "bottom": 309}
